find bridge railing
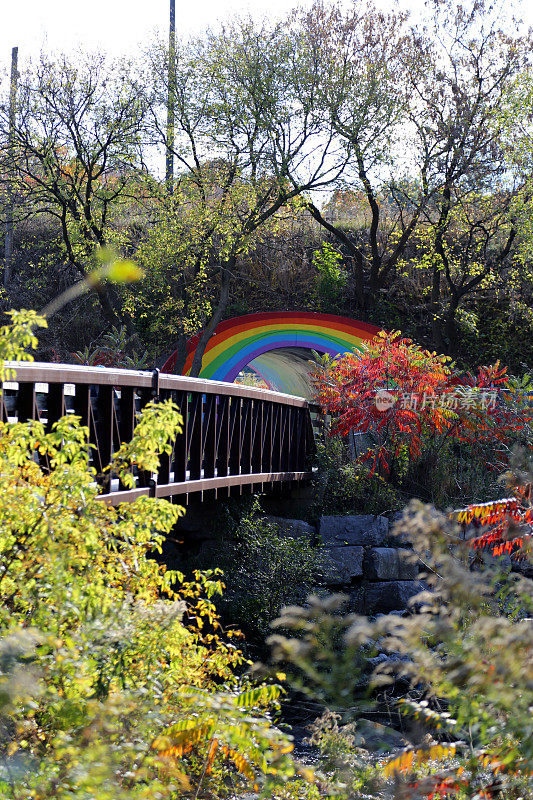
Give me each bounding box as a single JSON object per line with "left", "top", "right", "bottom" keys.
{"left": 1, "top": 362, "right": 316, "bottom": 505}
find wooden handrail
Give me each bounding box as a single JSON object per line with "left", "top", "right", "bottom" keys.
{"left": 1, "top": 362, "right": 316, "bottom": 504}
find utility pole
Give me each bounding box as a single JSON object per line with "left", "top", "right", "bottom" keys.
{"left": 165, "top": 0, "right": 175, "bottom": 194}
{"left": 4, "top": 46, "right": 18, "bottom": 288}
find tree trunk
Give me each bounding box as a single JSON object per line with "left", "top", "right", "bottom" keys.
{"left": 431, "top": 268, "right": 444, "bottom": 351}
{"left": 189, "top": 262, "right": 232, "bottom": 378}
{"left": 431, "top": 186, "right": 451, "bottom": 352}
{"left": 307, "top": 203, "right": 366, "bottom": 306}
{"left": 171, "top": 332, "right": 189, "bottom": 375}
{"left": 444, "top": 298, "right": 459, "bottom": 355}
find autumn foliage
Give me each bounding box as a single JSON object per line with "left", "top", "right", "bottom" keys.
{"left": 313, "top": 331, "right": 532, "bottom": 479}
{"left": 456, "top": 466, "right": 532, "bottom": 562}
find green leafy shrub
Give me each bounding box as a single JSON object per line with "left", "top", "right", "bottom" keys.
{"left": 0, "top": 311, "right": 306, "bottom": 798}
{"left": 202, "top": 498, "right": 330, "bottom": 645}
{"left": 311, "top": 434, "right": 405, "bottom": 518}
{"left": 312, "top": 242, "right": 347, "bottom": 312}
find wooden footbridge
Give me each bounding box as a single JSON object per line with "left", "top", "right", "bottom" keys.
{"left": 1, "top": 363, "right": 318, "bottom": 505}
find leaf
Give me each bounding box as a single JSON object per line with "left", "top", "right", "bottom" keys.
{"left": 105, "top": 259, "right": 144, "bottom": 284}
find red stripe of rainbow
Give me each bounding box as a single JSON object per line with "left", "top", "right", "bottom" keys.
{"left": 162, "top": 312, "right": 379, "bottom": 383}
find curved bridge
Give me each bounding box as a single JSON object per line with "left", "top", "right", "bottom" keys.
{"left": 1, "top": 363, "right": 317, "bottom": 505}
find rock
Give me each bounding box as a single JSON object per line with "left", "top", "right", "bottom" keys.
{"left": 357, "top": 719, "right": 407, "bottom": 753}
{"left": 364, "top": 548, "right": 418, "bottom": 580}
{"left": 263, "top": 516, "right": 315, "bottom": 539}
{"left": 367, "top": 652, "right": 411, "bottom": 668}
{"left": 323, "top": 546, "right": 364, "bottom": 584}
{"left": 363, "top": 580, "right": 423, "bottom": 614}
{"left": 319, "top": 515, "right": 389, "bottom": 546}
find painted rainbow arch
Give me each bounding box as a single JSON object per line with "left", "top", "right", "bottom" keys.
{"left": 162, "top": 312, "right": 379, "bottom": 396}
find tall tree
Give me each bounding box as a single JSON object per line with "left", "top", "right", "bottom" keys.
{"left": 0, "top": 52, "right": 148, "bottom": 324}
{"left": 407, "top": 0, "right": 530, "bottom": 351}
{"left": 291, "top": 0, "right": 424, "bottom": 306}
{"left": 146, "top": 18, "right": 348, "bottom": 374}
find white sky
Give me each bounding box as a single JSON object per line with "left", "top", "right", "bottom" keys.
{"left": 0, "top": 0, "right": 324, "bottom": 62}
{"left": 2, "top": 0, "right": 530, "bottom": 69}
{"left": 0, "top": 0, "right": 431, "bottom": 64}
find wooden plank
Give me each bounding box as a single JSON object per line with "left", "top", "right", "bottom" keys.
{"left": 7, "top": 362, "right": 310, "bottom": 407}
{"left": 151, "top": 470, "right": 314, "bottom": 500}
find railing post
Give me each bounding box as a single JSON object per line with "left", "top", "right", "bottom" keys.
{"left": 151, "top": 368, "right": 160, "bottom": 400}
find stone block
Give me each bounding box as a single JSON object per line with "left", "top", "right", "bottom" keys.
{"left": 263, "top": 516, "right": 315, "bottom": 539}
{"left": 323, "top": 546, "right": 364, "bottom": 584}
{"left": 363, "top": 580, "right": 422, "bottom": 614}
{"left": 319, "top": 515, "right": 389, "bottom": 546}
{"left": 364, "top": 548, "right": 418, "bottom": 580}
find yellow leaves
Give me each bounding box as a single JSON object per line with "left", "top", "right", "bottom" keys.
{"left": 383, "top": 744, "right": 457, "bottom": 778}
{"left": 0, "top": 310, "right": 47, "bottom": 382}
{"left": 92, "top": 247, "right": 144, "bottom": 284}
{"left": 297, "top": 765, "right": 315, "bottom": 782}
{"left": 235, "top": 683, "right": 283, "bottom": 708}
{"left": 219, "top": 744, "right": 256, "bottom": 782}
{"left": 6, "top": 741, "right": 19, "bottom": 757}
{"left": 105, "top": 259, "right": 144, "bottom": 284}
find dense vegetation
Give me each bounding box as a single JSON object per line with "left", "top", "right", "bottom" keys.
{"left": 1, "top": 0, "right": 532, "bottom": 372}
{"left": 0, "top": 0, "right": 532, "bottom": 798}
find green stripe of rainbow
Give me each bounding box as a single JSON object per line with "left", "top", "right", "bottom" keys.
{"left": 162, "top": 312, "right": 378, "bottom": 385}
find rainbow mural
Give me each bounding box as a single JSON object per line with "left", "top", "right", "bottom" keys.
{"left": 162, "top": 312, "right": 379, "bottom": 397}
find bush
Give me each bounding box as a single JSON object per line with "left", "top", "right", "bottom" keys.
{"left": 0, "top": 311, "right": 304, "bottom": 798}
{"left": 200, "top": 497, "right": 330, "bottom": 646}
{"left": 312, "top": 330, "right": 532, "bottom": 504}
{"left": 310, "top": 434, "right": 405, "bottom": 518}
{"left": 268, "top": 487, "right": 533, "bottom": 799}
